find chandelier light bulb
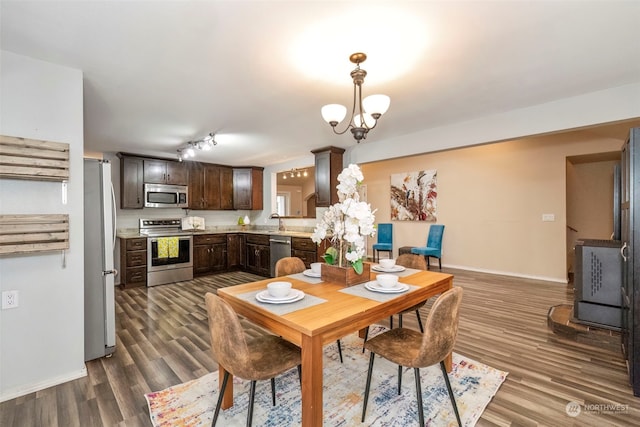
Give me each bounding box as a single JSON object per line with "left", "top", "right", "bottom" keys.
{"left": 320, "top": 53, "right": 389, "bottom": 143}
{"left": 363, "top": 94, "right": 390, "bottom": 118}
{"left": 321, "top": 104, "right": 348, "bottom": 126}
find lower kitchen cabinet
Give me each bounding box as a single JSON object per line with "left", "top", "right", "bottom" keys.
{"left": 226, "top": 233, "right": 245, "bottom": 269}
{"left": 119, "top": 237, "right": 147, "bottom": 288}
{"left": 245, "top": 234, "right": 270, "bottom": 276}
{"left": 194, "top": 234, "right": 227, "bottom": 276}
{"left": 292, "top": 236, "right": 318, "bottom": 268}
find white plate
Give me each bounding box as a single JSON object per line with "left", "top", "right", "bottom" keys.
{"left": 303, "top": 269, "right": 321, "bottom": 278}
{"left": 365, "top": 282, "right": 409, "bottom": 294}
{"left": 256, "top": 289, "right": 305, "bottom": 304}
{"left": 372, "top": 265, "right": 406, "bottom": 273}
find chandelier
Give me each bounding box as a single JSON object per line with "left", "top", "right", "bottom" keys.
{"left": 282, "top": 168, "right": 308, "bottom": 180}
{"left": 321, "top": 53, "right": 390, "bottom": 143}
{"left": 177, "top": 132, "right": 217, "bottom": 161}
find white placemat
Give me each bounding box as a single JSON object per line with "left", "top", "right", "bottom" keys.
{"left": 338, "top": 280, "right": 418, "bottom": 302}
{"left": 236, "top": 289, "right": 327, "bottom": 315}
{"left": 288, "top": 272, "right": 324, "bottom": 284}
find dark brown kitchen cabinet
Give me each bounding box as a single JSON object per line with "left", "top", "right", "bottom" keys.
{"left": 119, "top": 237, "right": 147, "bottom": 288}
{"left": 226, "top": 233, "right": 245, "bottom": 269}
{"left": 193, "top": 234, "right": 227, "bottom": 276}
{"left": 245, "top": 234, "right": 270, "bottom": 276}
{"left": 292, "top": 236, "right": 318, "bottom": 268}
{"left": 311, "top": 146, "right": 344, "bottom": 207}
{"left": 119, "top": 155, "right": 144, "bottom": 209}
{"left": 233, "top": 167, "right": 264, "bottom": 210}
{"left": 220, "top": 167, "right": 234, "bottom": 209}
{"left": 144, "top": 159, "right": 188, "bottom": 185}
{"left": 189, "top": 162, "right": 234, "bottom": 210}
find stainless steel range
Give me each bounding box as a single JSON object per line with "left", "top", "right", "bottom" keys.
{"left": 139, "top": 218, "right": 193, "bottom": 287}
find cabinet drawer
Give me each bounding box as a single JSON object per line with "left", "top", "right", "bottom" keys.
{"left": 245, "top": 234, "right": 270, "bottom": 245}
{"left": 292, "top": 249, "right": 317, "bottom": 267}
{"left": 126, "top": 238, "right": 147, "bottom": 251}
{"left": 194, "top": 234, "right": 227, "bottom": 245}
{"left": 292, "top": 237, "right": 316, "bottom": 251}
{"left": 127, "top": 250, "right": 147, "bottom": 267}
{"left": 125, "top": 266, "right": 147, "bottom": 284}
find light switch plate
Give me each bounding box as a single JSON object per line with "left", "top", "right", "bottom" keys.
{"left": 542, "top": 213, "right": 555, "bottom": 222}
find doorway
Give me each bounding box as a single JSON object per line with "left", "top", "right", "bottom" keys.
{"left": 565, "top": 152, "right": 620, "bottom": 280}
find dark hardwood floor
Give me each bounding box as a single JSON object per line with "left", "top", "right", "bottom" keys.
{"left": 1, "top": 268, "right": 639, "bottom": 426}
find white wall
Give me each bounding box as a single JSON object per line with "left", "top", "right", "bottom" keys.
{"left": 0, "top": 51, "right": 85, "bottom": 400}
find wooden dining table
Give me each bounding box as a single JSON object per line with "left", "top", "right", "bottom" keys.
{"left": 217, "top": 266, "right": 454, "bottom": 427}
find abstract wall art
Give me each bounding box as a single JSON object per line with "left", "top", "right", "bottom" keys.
{"left": 390, "top": 170, "right": 437, "bottom": 221}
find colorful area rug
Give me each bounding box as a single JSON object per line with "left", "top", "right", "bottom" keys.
{"left": 146, "top": 329, "right": 507, "bottom": 426}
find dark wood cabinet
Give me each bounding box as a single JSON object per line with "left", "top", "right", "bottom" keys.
{"left": 245, "top": 234, "right": 270, "bottom": 276}
{"left": 119, "top": 237, "right": 147, "bottom": 288}
{"left": 311, "top": 146, "right": 344, "bottom": 207}
{"left": 144, "top": 159, "right": 188, "bottom": 185}
{"left": 292, "top": 237, "right": 318, "bottom": 268}
{"left": 189, "top": 163, "right": 234, "bottom": 210}
{"left": 119, "top": 155, "right": 144, "bottom": 209}
{"left": 193, "top": 234, "right": 227, "bottom": 276}
{"left": 226, "top": 233, "right": 245, "bottom": 269}
{"left": 220, "top": 166, "right": 234, "bottom": 210}
{"left": 233, "top": 167, "right": 264, "bottom": 210}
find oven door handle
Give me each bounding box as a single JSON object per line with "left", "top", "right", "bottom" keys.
{"left": 149, "top": 236, "right": 192, "bottom": 243}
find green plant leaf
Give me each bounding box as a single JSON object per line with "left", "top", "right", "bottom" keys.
{"left": 323, "top": 247, "right": 338, "bottom": 265}
{"left": 352, "top": 258, "right": 363, "bottom": 275}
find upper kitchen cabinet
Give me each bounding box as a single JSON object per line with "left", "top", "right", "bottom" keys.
{"left": 143, "top": 159, "right": 188, "bottom": 185}
{"left": 311, "top": 146, "right": 344, "bottom": 207}
{"left": 118, "top": 154, "right": 144, "bottom": 209}
{"left": 233, "top": 167, "right": 263, "bottom": 210}
{"left": 220, "top": 166, "right": 234, "bottom": 209}
{"left": 189, "top": 162, "right": 234, "bottom": 210}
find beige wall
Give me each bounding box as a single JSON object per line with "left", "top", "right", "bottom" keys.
{"left": 362, "top": 130, "right": 628, "bottom": 282}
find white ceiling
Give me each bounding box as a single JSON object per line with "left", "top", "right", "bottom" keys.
{"left": 2, "top": 1, "right": 639, "bottom": 167}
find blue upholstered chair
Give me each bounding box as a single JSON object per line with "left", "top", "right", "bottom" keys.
{"left": 411, "top": 224, "right": 445, "bottom": 270}
{"left": 372, "top": 223, "right": 393, "bottom": 262}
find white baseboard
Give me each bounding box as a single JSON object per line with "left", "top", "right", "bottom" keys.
{"left": 444, "top": 263, "right": 568, "bottom": 284}
{"left": 0, "top": 367, "right": 87, "bottom": 403}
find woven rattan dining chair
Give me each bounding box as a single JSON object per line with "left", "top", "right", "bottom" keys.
{"left": 274, "top": 257, "right": 344, "bottom": 363}
{"left": 361, "top": 287, "right": 464, "bottom": 427}
{"left": 205, "top": 292, "right": 302, "bottom": 427}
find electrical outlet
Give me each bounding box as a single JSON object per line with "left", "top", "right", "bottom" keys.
{"left": 2, "top": 290, "right": 19, "bottom": 309}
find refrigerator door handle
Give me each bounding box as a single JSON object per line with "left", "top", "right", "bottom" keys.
{"left": 110, "top": 182, "right": 117, "bottom": 249}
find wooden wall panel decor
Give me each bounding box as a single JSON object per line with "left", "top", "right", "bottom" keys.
{"left": 0, "top": 214, "right": 70, "bottom": 255}
{"left": 0, "top": 135, "right": 70, "bottom": 181}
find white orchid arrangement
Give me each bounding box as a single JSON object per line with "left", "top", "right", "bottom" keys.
{"left": 311, "top": 164, "right": 377, "bottom": 274}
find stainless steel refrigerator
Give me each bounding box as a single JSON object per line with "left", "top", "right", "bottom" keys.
{"left": 84, "top": 158, "right": 117, "bottom": 361}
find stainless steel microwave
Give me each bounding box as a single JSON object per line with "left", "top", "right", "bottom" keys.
{"left": 144, "top": 183, "right": 188, "bottom": 208}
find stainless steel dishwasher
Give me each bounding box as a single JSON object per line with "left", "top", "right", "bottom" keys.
{"left": 269, "top": 235, "right": 292, "bottom": 277}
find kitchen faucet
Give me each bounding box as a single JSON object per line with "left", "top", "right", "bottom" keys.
{"left": 270, "top": 213, "right": 285, "bottom": 231}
